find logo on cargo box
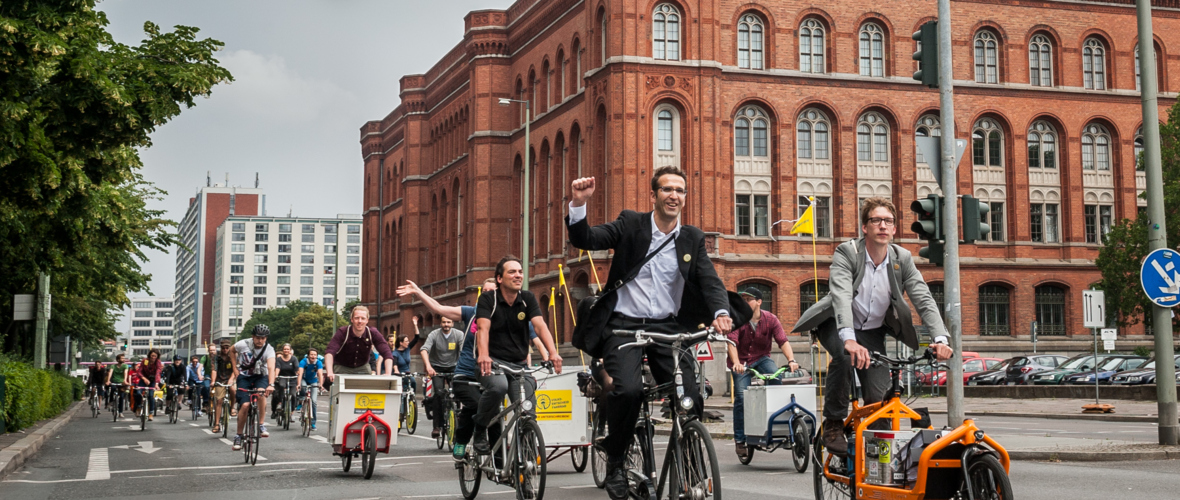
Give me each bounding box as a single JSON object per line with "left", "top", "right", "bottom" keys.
{"left": 355, "top": 393, "right": 386, "bottom": 414}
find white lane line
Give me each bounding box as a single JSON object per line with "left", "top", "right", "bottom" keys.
{"left": 381, "top": 462, "right": 423, "bottom": 468}
{"left": 402, "top": 434, "right": 436, "bottom": 442}
{"left": 3, "top": 479, "right": 92, "bottom": 484}
{"left": 310, "top": 435, "right": 328, "bottom": 443}
{"left": 560, "top": 485, "right": 600, "bottom": 489}
{"left": 482, "top": 491, "right": 516, "bottom": 496}
{"left": 196, "top": 472, "right": 242, "bottom": 476}
{"left": 189, "top": 423, "right": 200, "bottom": 427}
{"left": 262, "top": 468, "right": 307, "bottom": 473}
{"left": 219, "top": 438, "right": 235, "bottom": 447}
{"left": 403, "top": 496, "right": 456, "bottom": 499}
{"left": 128, "top": 474, "right": 176, "bottom": 479}
{"left": 202, "top": 429, "right": 215, "bottom": 435}
{"left": 86, "top": 448, "right": 110, "bottom": 481}
{"left": 433, "top": 460, "right": 454, "bottom": 464}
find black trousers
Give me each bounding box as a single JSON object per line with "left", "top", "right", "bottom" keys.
{"left": 601, "top": 314, "right": 702, "bottom": 463}
{"left": 819, "top": 326, "right": 890, "bottom": 422}
{"left": 429, "top": 366, "right": 455, "bottom": 428}
{"left": 452, "top": 375, "right": 482, "bottom": 446}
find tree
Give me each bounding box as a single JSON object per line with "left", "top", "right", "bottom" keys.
{"left": 239, "top": 300, "right": 316, "bottom": 346}
{"left": 288, "top": 304, "right": 343, "bottom": 356}
{"left": 0, "top": 1, "right": 232, "bottom": 356}
{"left": 1095, "top": 101, "right": 1180, "bottom": 330}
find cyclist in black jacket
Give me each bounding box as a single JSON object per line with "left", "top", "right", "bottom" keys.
{"left": 162, "top": 356, "right": 188, "bottom": 415}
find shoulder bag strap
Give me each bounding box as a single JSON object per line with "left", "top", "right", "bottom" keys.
{"left": 602, "top": 234, "right": 676, "bottom": 296}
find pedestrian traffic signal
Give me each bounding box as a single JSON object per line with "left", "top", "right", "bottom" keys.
{"left": 911, "top": 194, "right": 944, "bottom": 266}
{"left": 961, "top": 194, "right": 991, "bottom": 243}
{"left": 912, "top": 21, "right": 939, "bottom": 88}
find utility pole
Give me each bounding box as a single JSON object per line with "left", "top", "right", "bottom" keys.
{"left": 1136, "top": 0, "right": 1178, "bottom": 446}
{"left": 498, "top": 97, "right": 532, "bottom": 290}
{"left": 936, "top": 0, "right": 965, "bottom": 427}
{"left": 34, "top": 272, "right": 51, "bottom": 370}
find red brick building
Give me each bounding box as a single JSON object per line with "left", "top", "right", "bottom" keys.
{"left": 360, "top": 0, "right": 1179, "bottom": 356}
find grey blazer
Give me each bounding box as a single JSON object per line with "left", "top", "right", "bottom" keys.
{"left": 791, "top": 238, "right": 946, "bottom": 350}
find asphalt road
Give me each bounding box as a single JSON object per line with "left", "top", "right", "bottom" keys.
{"left": 3, "top": 395, "right": 1179, "bottom": 499}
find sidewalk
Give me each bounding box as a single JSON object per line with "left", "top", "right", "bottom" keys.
{"left": 0, "top": 401, "right": 83, "bottom": 479}
{"left": 672, "top": 396, "right": 1180, "bottom": 462}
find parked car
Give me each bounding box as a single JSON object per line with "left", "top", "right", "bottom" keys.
{"left": 1064, "top": 356, "right": 1148, "bottom": 385}
{"left": 1004, "top": 354, "right": 1069, "bottom": 384}
{"left": 1029, "top": 354, "right": 1115, "bottom": 385}
{"left": 916, "top": 352, "right": 984, "bottom": 385}
{"left": 924, "top": 358, "right": 1003, "bottom": 386}
{"left": 1111, "top": 354, "right": 1180, "bottom": 385}
{"left": 967, "top": 358, "right": 1015, "bottom": 385}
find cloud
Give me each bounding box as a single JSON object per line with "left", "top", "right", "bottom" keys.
{"left": 212, "top": 49, "right": 355, "bottom": 123}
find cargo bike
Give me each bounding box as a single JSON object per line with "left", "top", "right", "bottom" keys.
{"left": 813, "top": 349, "right": 1013, "bottom": 500}
{"left": 534, "top": 365, "right": 593, "bottom": 473}
{"left": 737, "top": 366, "right": 818, "bottom": 472}
{"left": 327, "top": 375, "right": 402, "bottom": 479}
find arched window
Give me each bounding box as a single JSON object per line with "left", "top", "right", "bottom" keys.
{"left": 859, "top": 23, "right": 885, "bottom": 77}
{"left": 1082, "top": 124, "right": 1111, "bottom": 171}
{"left": 974, "top": 31, "right": 999, "bottom": 83}
{"left": 1029, "top": 34, "right": 1052, "bottom": 86}
{"left": 653, "top": 104, "right": 681, "bottom": 169}
{"left": 1083, "top": 38, "right": 1106, "bottom": 90}
{"left": 1027, "top": 121, "right": 1057, "bottom": 170}
{"left": 979, "top": 285, "right": 1010, "bottom": 336}
{"left": 1135, "top": 127, "right": 1145, "bottom": 171}
{"left": 856, "top": 112, "right": 889, "bottom": 164}
{"left": 800, "top": 281, "right": 829, "bottom": 318}
{"left": 734, "top": 106, "right": 771, "bottom": 237}
{"left": 972, "top": 118, "right": 1006, "bottom": 242}
{"left": 600, "top": 13, "right": 607, "bottom": 65}
{"left": 738, "top": 14, "right": 764, "bottom": 70}
{"left": 796, "top": 109, "right": 832, "bottom": 238}
{"left": 1034, "top": 285, "right": 1066, "bottom": 336}
{"left": 915, "top": 115, "right": 942, "bottom": 197}
{"left": 653, "top": 4, "right": 680, "bottom": 61}
{"left": 799, "top": 19, "right": 825, "bottom": 74}
{"left": 972, "top": 118, "right": 1004, "bottom": 168}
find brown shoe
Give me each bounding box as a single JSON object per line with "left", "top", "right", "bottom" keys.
{"left": 735, "top": 442, "right": 748, "bottom": 457}
{"left": 821, "top": 419, "right": 847, "bottom": 457}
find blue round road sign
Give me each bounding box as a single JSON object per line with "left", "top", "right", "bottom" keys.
{"left": 1141, "top": 248, "right": 1180, "bottom": 308}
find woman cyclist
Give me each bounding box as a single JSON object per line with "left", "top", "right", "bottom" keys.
{"left": 271, "top": 343, "right": 299, "bottom": 420}
{"left": 133, "top": 349, "right": 164, "bottom": 421}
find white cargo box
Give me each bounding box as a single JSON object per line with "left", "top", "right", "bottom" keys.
{"left": 533, "top": 366, "right": 591, "bottom": 447}
{"left": 744, "top": 384, "right": 817, "bottom": 440}
{"left": 327, "top": 375, "right": 402, "bottom": 452}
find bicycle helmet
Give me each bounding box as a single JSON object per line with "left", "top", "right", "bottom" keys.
{"left": 252, "top": 324, "right": 271, "bottom": 337}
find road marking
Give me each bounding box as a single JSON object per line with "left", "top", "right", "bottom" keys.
{"left": 381, "top": 462, "right": 423, "bottom": 468}
{"left": 189, "top": 423, "right": 200, "bottom": 427}
{"left": 3, "top": 478, "right": 93, "bottom": 484}
{"left": 402, "top": 434, "right": 435, "bottom": 442}
{"left": 196, "top": 472, "right": 242, "bottom": 476}
{"left": 219, "top": 438, "right": 235, "bottom": 447}
{"left": 482, "top": 491, "right": 516, "bottom": 495}
{"left": 86, "top": 448, "right": 110, "bottom": 480}
{"left": 202, "top": 429, "right": 215, "bottom": 435}
{"left": 127, "top": 474, "right": 175, "bottom": 479}
{"left": 262, "top": 468, "right": 307, "bottom": 473}
{"left": 560, "top": 485, "right": 599, "bottom": 489}
{"left": 311, "top": 435, "right": 329, "bottom": 443}
{"left": 403, "top": 496, "right": 457, "bottom": 499}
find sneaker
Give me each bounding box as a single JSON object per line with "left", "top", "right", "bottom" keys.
{"left": 735, "top": 441, "right": 748, "bottom": 457}
{"left": 232, "top": 435, "right": 243, "bottom": 450}
{"left": 310, "top": 424, "right": 317, "bottom": 431}
{"left": 821, "top": 419, "right": 848, "bottom": 457}
{"left": 148, "top": 414, "right": 154, "bottom": 421}
{"left": 260, "top": 425, "right": 269, "bottom": 438}
{"left": 452, "top": 443, "right": 467, "bottom": 461}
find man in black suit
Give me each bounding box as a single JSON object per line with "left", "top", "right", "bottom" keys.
{"left": 566, "top": 166, "right": 735, "bottom": 500}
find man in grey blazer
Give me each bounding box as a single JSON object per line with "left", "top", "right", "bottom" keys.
{"left": 792, "top": 197, "right": 953, "bottom": 456}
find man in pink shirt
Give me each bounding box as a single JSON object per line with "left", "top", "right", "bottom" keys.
{"left": 725, "top": 287, "right": 799, "bottom": 458}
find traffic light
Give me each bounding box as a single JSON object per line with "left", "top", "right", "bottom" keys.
{"left": 912, "top": 21, "right": 939, "bottom": 88}
{"left": 961, "top": 194, "right": 991, "bottom": 243}
{"left": 911, "top": 194, "right": 945, "bottom": 266}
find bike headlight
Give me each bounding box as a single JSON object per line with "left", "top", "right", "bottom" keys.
{"left": 680, "top": 396, "right": 694, "bottom": 410}
{"left": 522, "top": 400, "right": 534, "bottom": 411}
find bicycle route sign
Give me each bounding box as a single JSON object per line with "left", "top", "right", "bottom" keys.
{"left": 1141, "top": 248, "right": 1180, "bottom": 308}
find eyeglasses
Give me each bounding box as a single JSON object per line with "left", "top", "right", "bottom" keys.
{"left": 867, "top": 217, "right": 896, "bottom": 227}
{"left": 658, "top": 186, "right": 687, "bottom": 196}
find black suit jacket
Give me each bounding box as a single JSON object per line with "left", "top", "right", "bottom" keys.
{"left": 566, "top": 209, "right": 744, "bottom": 357}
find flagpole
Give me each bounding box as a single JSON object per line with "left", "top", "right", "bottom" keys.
{"left": 558, "top": 264, "right": 587, "bottom": 367}
{"left": 584, "top": 251, "right": 602, "bottom": 290}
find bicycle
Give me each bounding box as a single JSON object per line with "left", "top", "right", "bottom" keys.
{"left": 274, "top": 376, "right": 299, "bottom": 430}
{"left": 399, "top": 373, "right": 419, "bottom": 435}
{"left": 238, "top": 387, "right": 267, "bottom": 465}
{"left": 428, "top": 372, "right": 456, "bottom": 450}
{"left": 736, "top": 366, "right": 816, "bottom": 471}
{"left": 133, "top": 387, "right": 153, "bottom": 431}
{"left": 299, "top": 384, "right": 320, "bottom": 437}
{"left": 611, "top": 328, "right": 733, "bottom": 500}
{"left": 110, "top": 385, "right": 128, "bottom": 422}
{"left": 88, "top": 386, "right": 102, "bottom": 418}
{"left": 213, "top": 382, "right": 233, "bottom": 437}
{"left": 165, "top": 384, "right": 185, "bottom": 424}
{"left": 813, "top": 349, "right": 1013, "bottom": 500}
{"left": 456, "top": 361, "right": 553, "bottom": 500}
{"left": 190, "top": 383, "right": 205, "bottom": 422}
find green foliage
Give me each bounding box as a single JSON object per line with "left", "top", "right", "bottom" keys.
{"left": 239, "top": 300, "right": 316, "bottom": 347}
{"left": 288, "top": 304, "right": 344, "bottom": 356}
{"left": 0, "top": 1, "right": 232, "bottom": 355}
{"left": 1133, "top": 345, "right": 1154, "bottom": 357}
{"left": 0, "top": 353, "right": 81, "bottom": 432}
{"left": 1095, "top": 100, "right": 1180, "bottom": 329}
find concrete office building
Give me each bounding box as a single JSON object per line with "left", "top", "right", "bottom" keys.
{"left": 207, "top": 215, "right": 364, "bottom": 342}
{"left": 125, "top": 297, "right": 176, "bottom": 359}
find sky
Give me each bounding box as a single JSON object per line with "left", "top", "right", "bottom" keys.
{"left": 101, "top": 0, "right": 514, "bottom": 332}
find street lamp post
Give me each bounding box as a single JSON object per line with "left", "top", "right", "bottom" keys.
{"left": 498, "top": 97, "right": 531, "bottom": 290}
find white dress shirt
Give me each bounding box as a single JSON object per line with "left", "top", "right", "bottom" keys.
{"left": 568, "top": 203, "right": 726, "bottom": 321}
{"left": 838, "top": 252, "right": 947, "bottom": 345}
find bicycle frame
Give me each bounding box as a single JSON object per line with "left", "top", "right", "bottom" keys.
{"left": 819, "top": 352, "right": 1012, "bottom": 500}
{"left": 469, "top": 362, "right": 551, "bottom": 480}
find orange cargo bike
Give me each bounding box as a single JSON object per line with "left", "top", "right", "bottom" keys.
{"left": 813, "top": 349, "right": 1013, "bottom": 500}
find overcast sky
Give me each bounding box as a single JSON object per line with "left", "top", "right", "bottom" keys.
{"left": 102, "top": 0, "right": 513, "bottom": 332}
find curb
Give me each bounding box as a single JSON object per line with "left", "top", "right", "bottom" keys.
{"left": 1007, "top": 449, "right": 1179, "bottom": 462}
{"left": 704, "top": 404, "right": 1169, "bottom": 423}
{"left": 0, "top": 401, "right": 83, "bottom": 480}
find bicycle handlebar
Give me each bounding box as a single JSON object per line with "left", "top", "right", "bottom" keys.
{"left": 492, "top": 360, "right": 554, "bottom": 376}
{"left": 869, "top": 349, "right": 936, "bottom": 368}
{"left": 612, "top": 327, "right": 735, "bottom": 349}
{"left": 747, "top": 366, "right": 808, "bottom": 380}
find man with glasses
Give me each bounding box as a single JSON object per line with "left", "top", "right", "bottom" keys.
{"left": 566, "top": 166, "right": 740, "bottom": 500}
{"left": 792, "top": 197, "right": 953, "bottom": 457}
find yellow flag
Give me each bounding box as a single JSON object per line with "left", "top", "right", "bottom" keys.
{"left": 549, "top": 287, "right": 556, "bottom": 308}
{"left": 791, "top": 200, "right": 815, "bottom": 235}
{"left": 558, "top": 264, "right": 567, "bottom": 287}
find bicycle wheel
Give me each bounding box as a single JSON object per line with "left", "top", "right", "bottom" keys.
{"left": 342, "top": 452, "right": 353, "bottom": 472}
{"left": 792, "top": 419, "right": 811, "bottom": 473}
{"left": 458, "top": 454, "right": 482, "bottom": 499}
{"left": 170, "top": 395, "right": 179, "bottom": 424}
{"left": 572, "top": 445, "right": 588, "bottom": 473}
{"left": 406, "top": 397, "right": 418, "bottom": 435}
{"left": 436, "top": 412, "right": 446, "bottom": 450}
{"left": 963, "top": 454, "right": 1013, "bottom": 500}
{"left": 221, "top": 401, "right": 230, "bottom": 438}
{"left": 140, "top": 403, "right": 147, "bottom": 431}
{"left": 302, "top": 401, "right": 312, "bottom": 437}
{"left": 361, "top": 425, "right": 377, "bottom": 479}
{"left": 113, "top": 394, "right": 120, "bottom": 422}
{"left": 446, "top": 407, "right": 457, "bottom": 450}
{"left": 515, "top": 418, "right": 546, "bottom": 500}
{"left": 591, "top": 438, "right": 609, "bottom": 488}
{"left": 283, "top": 396, "right": 293, "bottom": 431}
{"left": 244, "top": 410, "right": 255, "bottom": 464}
{"left": 667, "top": 420, "right": 720, "bottom": 500}
{"left": 812, "top": 423, "right": 852, "bottom": 500}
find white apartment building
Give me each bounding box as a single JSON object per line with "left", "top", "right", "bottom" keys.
{"left": 126, "top": 297, "right": 176, "bottom": 359}
{"left": 208, "top": 215, "right": 363, "bottom": 341}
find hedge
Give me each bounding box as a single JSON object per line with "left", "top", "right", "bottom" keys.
{"left": 0, "top": 354, "right": 83, "bottom": 433}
